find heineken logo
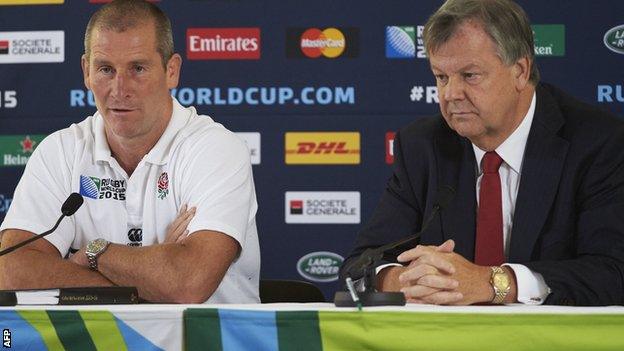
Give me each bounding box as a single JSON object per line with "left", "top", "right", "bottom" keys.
{"left": 604, "top": 25, "right": 624, "bottom": 54}
{"left": 297, "top": 251, "right": 343, "bottom": 282}
{"left": 0, "top": 135, "right": 45, "bottom": 167}
{"left": 531, "top": 24, "right": 565, "bottom": 57}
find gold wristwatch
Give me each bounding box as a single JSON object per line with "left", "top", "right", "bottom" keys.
{"left": 490, "top": 266, "right": 511, "bottom": 304}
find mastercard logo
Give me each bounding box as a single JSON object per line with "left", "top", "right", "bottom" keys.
{"left": 300, "top": 28, "right": 345, "bottom": 58}
{"left": 286, "top": 27, "right": 359, "bottom": 59}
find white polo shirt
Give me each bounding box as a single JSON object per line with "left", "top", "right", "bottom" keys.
{"left": 0, "top": 98, "right": 260, "bottom": 304}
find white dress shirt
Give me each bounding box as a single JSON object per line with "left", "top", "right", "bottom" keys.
{"left": 472, "top": 92, "right": 551, "bottom": 304}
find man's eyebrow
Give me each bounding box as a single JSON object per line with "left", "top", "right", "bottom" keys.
{"left": 92, "top": 58, "right": 111, "bottom": 66}
{"left": 459, "top": 63, "right": 481, "bottom": 71}
{"left": 91, "top": 58, "right": 152, "bottom": 67}
{"left": 129, "top": 59, "right": 151, "bottom": 66}
{"left": 430, "top": 63, "right": 481, "bottom": 72}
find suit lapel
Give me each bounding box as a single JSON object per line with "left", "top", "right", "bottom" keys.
{"left": 509, "top": 86, "right": 569, "bottom": 262}
{"left": 434, "top": 125, "right": 478, "bottom": 260}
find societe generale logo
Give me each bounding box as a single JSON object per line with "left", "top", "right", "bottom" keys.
{"left": 385, "top": 132, "right": 395, "bottom": 164}
{"left": 285, "top": 191, "right": 360, "bottom": 224}
{"left": 0, "top": 41, "right": 8, "bottom": 55}
{"left": 0, "top": 31, "right": 64, "bottom": 64}
{"left": 289, "top": 200, "right": 303, "bottom": 214}
{"left": 284, "top": 132, "right": 360, "bottom": 164}
{"left": 187, "top": 28, "right": 260, "bottom": 60}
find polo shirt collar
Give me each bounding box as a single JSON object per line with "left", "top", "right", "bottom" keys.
{"left": 92, "top": 97, "right": 191, "bottom": 166}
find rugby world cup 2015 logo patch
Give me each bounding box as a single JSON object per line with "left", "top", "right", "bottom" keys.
{"left": 79, "top": 175, "right": 101, "bottom": 199}
{"left": 157, "top": 172, "right": 169, "bottom": 200}
{"left": 80, "top": 175, "right": 126, "bottom": 200}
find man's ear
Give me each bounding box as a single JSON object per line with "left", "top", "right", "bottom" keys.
{"left": 166, "top": 53, "right": 182, "bottom": 89}
{"left": 81, "top": 54, "right": 91, "bottom": 90}
{"left": 513, "top": 56, "right": 531, "bottom": 91}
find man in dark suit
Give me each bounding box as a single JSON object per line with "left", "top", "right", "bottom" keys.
{"left": 342, "top": 0, "right": 624, "bottom": 306}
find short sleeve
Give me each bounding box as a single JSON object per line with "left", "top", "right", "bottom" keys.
{"left": 0, "top": 131, "right": 76, "bottom": 256}
{"left": 176, "top": 129, "right": 256, "bottom": 247}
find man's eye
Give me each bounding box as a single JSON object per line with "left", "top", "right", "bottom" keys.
{"left": 99, "top": 66, "right": 112, "bottom": 74}
{"left": 464, "top": 72, "right": 479, "bottom": 79}
{"left": 134, "top": 66, "right": 145, "bottom": 73}
{"left": 435, "top": 75, "right": 448, "bottom": 84}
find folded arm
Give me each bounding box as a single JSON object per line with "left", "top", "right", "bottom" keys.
{"left": 0, "top": 229, "right": 113, "bottom": 289}
{"left": 71, "top": 230, "right": 239, "bottom": 303}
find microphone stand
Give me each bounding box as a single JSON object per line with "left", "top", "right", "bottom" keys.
{"left": 334, "top": 185, "right": 456, "bottom": 307}
{"left": 334, "top": 247, "right": 406, "bottom": 307}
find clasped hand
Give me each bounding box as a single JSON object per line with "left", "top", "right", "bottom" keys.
{"left": 395, "top": 239, "right": 492, "bottom": 305}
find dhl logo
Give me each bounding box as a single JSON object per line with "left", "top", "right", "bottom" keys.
{"left": 294, "top": 142, "right": 357, "bottom": 154}
{"left": 285, "top": 132, "right": 360, "bottom": 164}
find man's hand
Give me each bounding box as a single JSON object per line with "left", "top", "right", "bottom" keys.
{"left": 69, "top": 247, "right": 89, "bottom": 267}
{"left": 164, "top": 205, "right": 196, "bottom": 243}
{"left": 70, "top": 205, "right": 196, "bottom": 267}
{"left": 395, "top": 239, "right": 498, "bottom": 305}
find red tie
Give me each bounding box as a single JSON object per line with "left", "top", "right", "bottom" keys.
{"left": 475, "top": 151, "right": 504, "bottom": 266}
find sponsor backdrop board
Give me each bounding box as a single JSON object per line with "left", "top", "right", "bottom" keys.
{"left": 0, "top": 1, "right": 623, "bottom": 299}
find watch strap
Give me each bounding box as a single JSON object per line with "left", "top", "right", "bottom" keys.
{"left": 86, "top": 239, "right": 110, "bottom": 271}
{"left": 87, "top": 251, "right": 99, "bottom": 271}
{"left": 491, "top": 266, "right": 510, "bottom": 304}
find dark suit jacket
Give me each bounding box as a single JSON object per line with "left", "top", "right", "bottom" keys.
{"left": 342, "top": 83, "right": 624, "bottom": 306}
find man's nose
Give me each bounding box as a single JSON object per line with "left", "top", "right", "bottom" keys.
{"left": 443, "top": 76, "right": 465, "bottom": 101}
{"left": 111, "top": 72, "right": 132, "bottom": 99}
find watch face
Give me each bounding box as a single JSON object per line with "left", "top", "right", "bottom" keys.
{"left": 88, "top": 239, "right": 108, "bottom": 254}
{"left": 493, "top": 273, "right": 510, "bottom": 288}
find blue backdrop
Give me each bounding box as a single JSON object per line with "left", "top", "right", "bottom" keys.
{"left": 0, "top": 0, "right": 623, "bottom": 299}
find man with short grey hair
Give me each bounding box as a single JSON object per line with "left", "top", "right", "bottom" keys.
{"left": 0, "top": 0, "right": 260, "bottom": 304}
{"left": 342, "top": 0, "right": 624, "bottom": 306}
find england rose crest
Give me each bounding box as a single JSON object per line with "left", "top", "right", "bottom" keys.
{"left": 157, "top": 172, "right": 169, "bottom": 200}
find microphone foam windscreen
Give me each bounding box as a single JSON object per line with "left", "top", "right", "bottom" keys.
{"left": 61, "top": 193, "right": 84, "bottom": 216}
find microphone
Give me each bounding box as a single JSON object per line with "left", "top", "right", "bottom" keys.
{"left": 334, "top": 185, "right": 455, "bottom": 307}
{"left": 345, "top": 185, "right": 456, "bottom": 281}
{"left": 0, "top": 193, "right": 84, "bottom": 257}
{"left": 61, "top": 193, "right": 84, "bottom": 216}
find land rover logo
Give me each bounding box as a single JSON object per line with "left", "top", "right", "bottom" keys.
{"left": 297, "top": 251, "right": 343, "bottom": 282}
{"left": 604, "top": 25, "right": 624, "bottom": 54}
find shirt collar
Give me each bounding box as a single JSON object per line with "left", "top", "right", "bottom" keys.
{"left": 473, "top": 91, "right": 536, "bottom": 174}
{"left": 92, "top": 97, "right": 191, "bottom": 166}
